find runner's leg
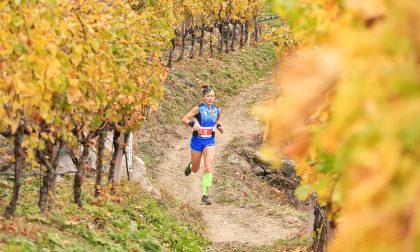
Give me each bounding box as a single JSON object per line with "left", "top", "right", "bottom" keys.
{"left": 191, "top": 150, "right": 202, "bottom": 173}
{"left": 202, "top": 146, "right": 215, "bottom": 196}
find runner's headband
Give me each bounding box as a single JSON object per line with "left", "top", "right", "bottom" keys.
{"left": 203, "top": 86, "right": 214, "bottom": 96}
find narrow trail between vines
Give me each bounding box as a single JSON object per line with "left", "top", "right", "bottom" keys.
{"left": 157, "top": 80, "right": 304, "bottom": 249}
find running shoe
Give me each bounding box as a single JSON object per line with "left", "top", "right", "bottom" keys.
{"left": 184, "top": 162, "right": 192, "bottom": 176}
{"left": 201, "top": 195, "right": 212, "bottom": 205}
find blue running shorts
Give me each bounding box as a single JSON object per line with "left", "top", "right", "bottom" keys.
{"left": 190, "top": 136, "right": 215, "bottom": 152}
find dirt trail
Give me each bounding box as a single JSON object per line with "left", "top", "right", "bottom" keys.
{"left": 157, "top": 80, "right": 303, "bottom": 248}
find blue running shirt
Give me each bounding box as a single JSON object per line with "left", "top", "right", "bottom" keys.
{"left": 193, "top": 103, "right": 220, "bottom": 139}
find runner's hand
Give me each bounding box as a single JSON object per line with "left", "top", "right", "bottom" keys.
{"left": 217, "top": 124, "right": 224, "bottom": 133}
{"left": 193, "top": 124, "right": 201, "bottom": 131}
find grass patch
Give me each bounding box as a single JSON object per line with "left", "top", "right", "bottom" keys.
{"left": 137, "top": 140, "right": 163, "bottom": 180}
{"left": 138, "top": 141, "right": 156, "bottom": 169}
{"left": 214, "top": 237, "right": 310, "bottom": 252}
{"left": 0, "top": 177, "right": 208, "bottom": 251}
{"left": 260, "top": 237, "right": 311, "bottom": 252}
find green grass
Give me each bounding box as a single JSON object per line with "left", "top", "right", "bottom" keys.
{"left": 138, "top": 141, "right": 161, "bottom": 176}
{"left": 0, "top": 177, "right": 208, "bottom": 251}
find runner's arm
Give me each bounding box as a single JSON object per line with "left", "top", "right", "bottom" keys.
{"left": 182, "top": 106, "right": 199, "bottom": 126}
{"left": 216, "top": 108, "right": 224, "bottom": 133}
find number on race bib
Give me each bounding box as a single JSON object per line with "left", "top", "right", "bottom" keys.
{"left": 199, "top": 128, "right": 213, "bottom": 137}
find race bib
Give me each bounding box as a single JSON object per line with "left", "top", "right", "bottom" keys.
{"left": 199, "top": 127, "right": 213, "bottom": 137}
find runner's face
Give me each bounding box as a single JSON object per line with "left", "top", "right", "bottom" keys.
{"left": 203, "top": 93, "right": 215, "bottom": 105}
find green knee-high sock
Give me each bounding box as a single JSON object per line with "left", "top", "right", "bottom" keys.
{"left": 202, "top": 173, "right": 213, "bottom": 196}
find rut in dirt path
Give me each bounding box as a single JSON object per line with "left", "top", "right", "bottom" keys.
{"left": 157, "top": 80, "right": 304, "bottom": 247}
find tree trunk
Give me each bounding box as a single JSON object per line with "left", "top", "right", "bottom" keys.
{"left": 167, "top": 38, "right": 176, "bottom": 67}
{"left": 177, "top": 22, "right": 187, "bottom": 62}
{"left": 95, "top": 127, "right": 106, "bottom": 197}
{"left": 36, "top": 140, "right": 61, "bottom": 212}
{"left": 306, "top": 193, "right": 317, "bottom": 240}
{"left": 4, "top": 125, "right": 24, "bottom": 219}
{"left": 225, "top": 24, "right": 230, "bottom": 53}
{"left": 239, "top": 23, "right": 244, "bottom": 48}
{"left": 245, "top": 21, "right": 249, "bottom": 45}
{"left": 189, "top": 29, "right": 195, "bottom": 59}
{"left": 209, "top": 27, "right": 214, "bottom": 57}
{"left": 218, "top": 23, "right": 223, "bottom": 53}
{"left": 48, "top": 141, "right": 61, "bottom": 211}
{"left": 38, "top": 163, "right": 50, "bottom": 212}
{"left": 123, "top": 133, "right": 130, "bottom": 152}
{"left": 48, "top": 174, "right": 57, "bottom": 211}
{"left": 74, "top": 143, "right": 90, "bottom": 207}
{"left": 199, "top": 25, "right": 205, "bottom": 57}
{"left": 108, "top": 128, "right": 121, "bottom": 184}
{"left": 112, "top": 134, "right": 125, "bottom": 186}
{"left": 310, "top": 198, "right": 334, "bottom": 252}
{"left": 230, "top": 22, "right": 237, "bottom": 51}
{"left": 254, "top": 16, "right": 259, "bottom": 43}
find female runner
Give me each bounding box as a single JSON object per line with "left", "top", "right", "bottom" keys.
{"left": 181, "top": 85, "right": 224, "bottom": 205}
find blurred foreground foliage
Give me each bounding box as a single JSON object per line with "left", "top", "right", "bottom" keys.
{"left": 258, "top": 0, "right": 420, "bottom": 251}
